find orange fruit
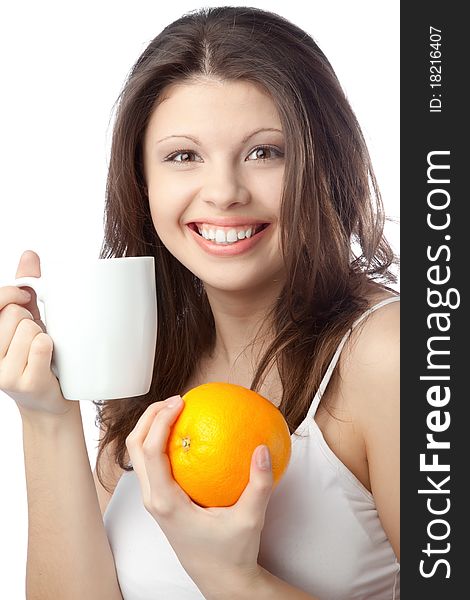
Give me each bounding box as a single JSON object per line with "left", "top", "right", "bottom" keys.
{"left": 166, "top": 382, "right": 292, "bottom": 508}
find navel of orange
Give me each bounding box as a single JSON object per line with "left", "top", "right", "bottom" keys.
{"left": 166, "top": 382, "right": 292, "bottom": 507}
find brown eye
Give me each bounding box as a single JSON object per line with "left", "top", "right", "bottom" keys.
{"left": 176, "top": 152, "right": 192, "bottom": 162}
{"left": 246, "top": 145, "right": 283, "bottom": 161}
{"left": 165, "top": 149, "right": 199, "bottom": 164}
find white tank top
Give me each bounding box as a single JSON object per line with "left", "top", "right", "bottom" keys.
{"left": 104, "top": 296, "right": 400, "bottom": 599}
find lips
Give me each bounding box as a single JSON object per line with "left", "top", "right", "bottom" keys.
{"left": 185, "top": 222, "right": 271, "bottom": 257}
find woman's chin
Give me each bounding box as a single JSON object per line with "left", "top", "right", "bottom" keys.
{"left": 200, "top": 271, "right": 284, "bottom": 296}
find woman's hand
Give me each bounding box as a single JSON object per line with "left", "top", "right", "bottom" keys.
{"left": 0, "top": 251, "right": 75, "bottom": 420}
{"left": 125, "top": 395, "right": 274, "bottom": 596}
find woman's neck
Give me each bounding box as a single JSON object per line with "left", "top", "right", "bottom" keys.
{"left": 203, "top": 277, "right": 284, "bottom": 369}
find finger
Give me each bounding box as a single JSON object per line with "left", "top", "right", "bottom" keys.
{"left": 3, "top": 317, "right": 43, "bottom": 376}
{"left": 15, "top": 250, "right": 41, "bottom": 279}
{"left": 141, "top": 396, "right": 184, "bottom": 494}
{"left": 126, "top": 396, "right": 182, "bottom": 505}
{"left": 126, "top": 402, "right": 164, "bottom": 502}
{"left": 235, "top": 445, "right": 274, "bottom": 526}
{"left": 0, "top": 286, "right": 32, "bottom": 312}
{"left": 128, "top": 396, "right": 182, "bottom": 446}
{"left": 0, "top": 303, "right": 34, "bottom": 360}
{"left": 15, "top": 250, "right": 43, "bottom": 324}
{"left": 23, "top": 332, "right": 54, "bottom": 383}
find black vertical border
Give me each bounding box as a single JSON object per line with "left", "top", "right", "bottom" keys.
{"left": 401, "top": 2, "right": 467, "bottom": 597}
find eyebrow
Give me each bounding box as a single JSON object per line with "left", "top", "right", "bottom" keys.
{"left": 156, "top": 127, "right": 283, "bottom": 145}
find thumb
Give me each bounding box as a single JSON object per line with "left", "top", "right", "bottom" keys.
{"left": 15, "top": 250, "right": 45, "bottom": 329}
{"left": 236, "top": 445, "right": 274, "bottom": 522}
{"left": 15, "top": 249, "right": 41, "bottom": 279}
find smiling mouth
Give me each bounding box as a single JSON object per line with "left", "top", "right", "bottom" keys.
{"left": 187, "top": 223, "right": 270, "bottom": 244}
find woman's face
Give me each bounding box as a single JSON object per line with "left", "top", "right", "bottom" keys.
{"left": 143, "top": 78, "right": 286, "bottom": 294}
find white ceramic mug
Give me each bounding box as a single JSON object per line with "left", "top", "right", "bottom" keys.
{"left": 8, "top": 256, "right": 157, "bottom": 401}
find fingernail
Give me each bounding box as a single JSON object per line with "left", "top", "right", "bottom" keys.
{"left": 21, "top": 290, "right": 32, "bottom": 300}
{"left": 166, "top": 395, "right": 182, "bottom": 408}
{"left": 257, "top": 445, "right": 271, "bottom": 471}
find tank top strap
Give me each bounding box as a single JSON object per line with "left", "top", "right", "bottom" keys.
{"left": 305, "top": 295, "right": 400, "bottom": 420}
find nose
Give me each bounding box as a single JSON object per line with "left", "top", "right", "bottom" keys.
{"left": 199, "top": 164, "right": 250, "bottom": 210}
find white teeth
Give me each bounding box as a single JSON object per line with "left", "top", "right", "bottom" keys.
{"left": 195, "top": 224, "right": 262, "bottom": 244}
{"left": 215, "top": 229, "right": 226, "bottom": 243}
{"left": 226, "top": 229, "right": 238, "bottom": 243}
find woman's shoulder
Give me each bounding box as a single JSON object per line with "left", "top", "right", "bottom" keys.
{"left": 340, "top": 286, "right": 399, "bottom": 378}
{"left": 313, "top": 286, "right": 399, "bottom": 494}
{"left": 333, "top": 287, "right": 400, "bottom": 558}
{"left": 337, "top": 286, "right": 400, "bottom": 424}
{"left": 357, "top": 286, "right": 399, "bottom": 340}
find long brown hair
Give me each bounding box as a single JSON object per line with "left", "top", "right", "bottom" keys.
{"left": 94, "top": 6, "right": 398, "bottom": 491}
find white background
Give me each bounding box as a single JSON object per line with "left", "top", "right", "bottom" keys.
{"left": 0, "top": 1, "right": 399, "bottom": 597}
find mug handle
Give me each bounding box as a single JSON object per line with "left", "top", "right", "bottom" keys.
{"left": 9, "top": 276, "right": 59, "bottom": 378}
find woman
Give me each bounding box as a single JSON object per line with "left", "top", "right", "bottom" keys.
{"left": 0, "top": 6, "right": 399, "bottom": 599}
